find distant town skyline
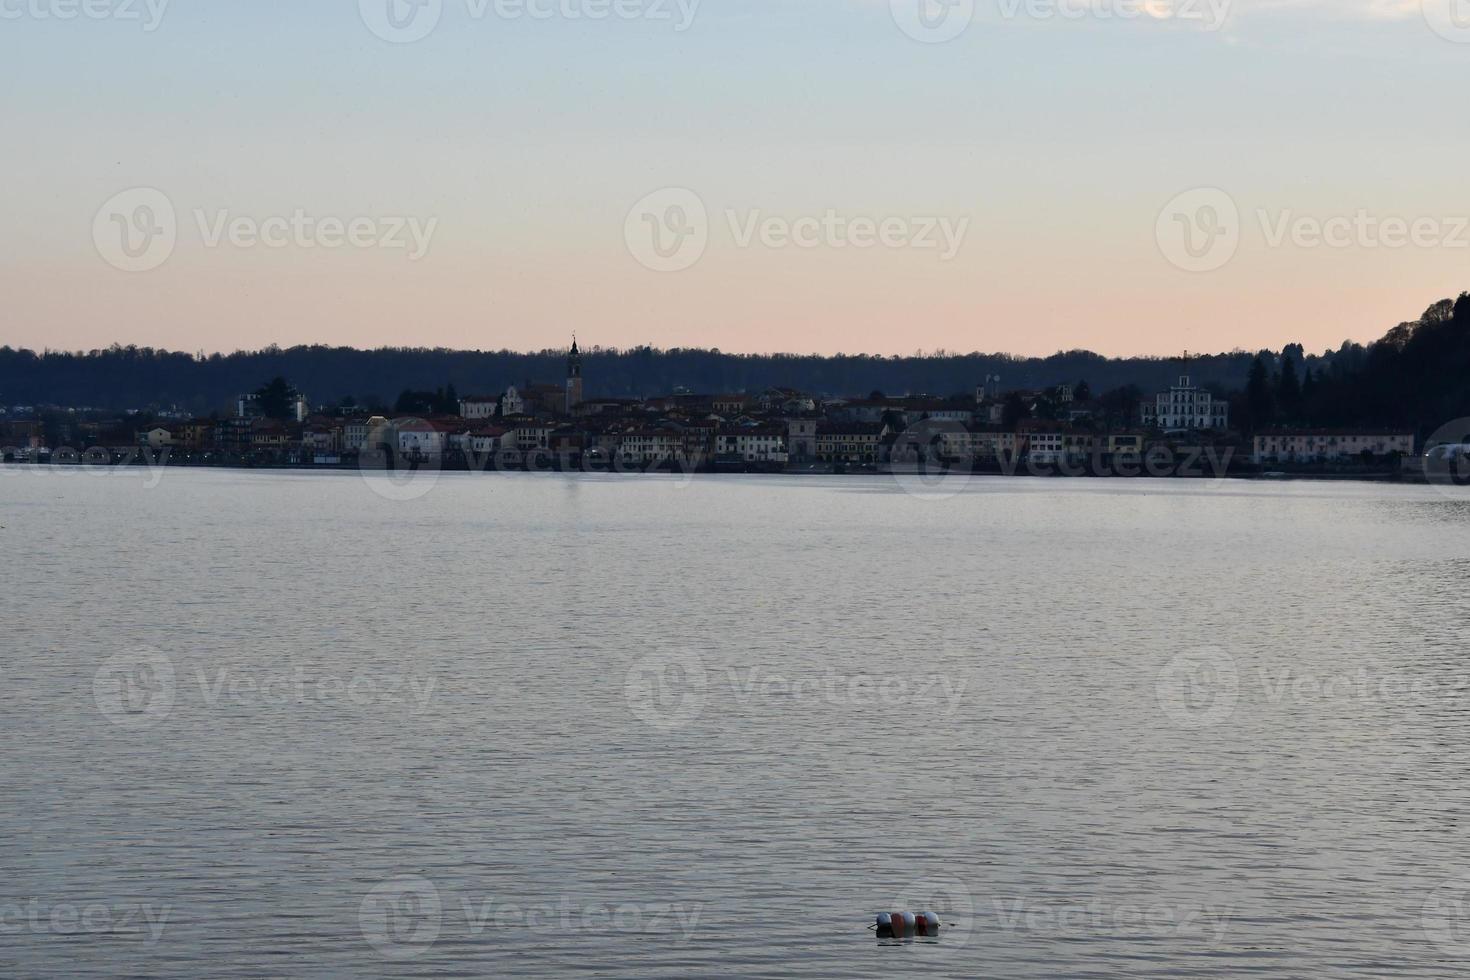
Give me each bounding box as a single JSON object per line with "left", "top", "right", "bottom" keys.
{"left": 4, "top": 2, "right": 1468, "bottom": 358}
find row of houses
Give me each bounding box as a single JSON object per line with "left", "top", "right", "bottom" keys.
{"left": 126, "top": 410, "right": 1415, "bottom": 470}
{"left": 4, "top": 348, "right": 1418, "bottom": 469}
{"left": 1251, "top": 431, "right": 1416, "bottom": 464}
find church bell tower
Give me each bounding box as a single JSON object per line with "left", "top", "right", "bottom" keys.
{"left": 566, "top": 336, "right": 584, "bottom": 415}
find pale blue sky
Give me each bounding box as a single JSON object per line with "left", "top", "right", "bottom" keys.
{"left": 2, "top": 0, "right": 1466, "bottom": 356}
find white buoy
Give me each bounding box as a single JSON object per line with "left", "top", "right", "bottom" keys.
{"left": 875, "top": 910, "right": 942, "bottom": 939}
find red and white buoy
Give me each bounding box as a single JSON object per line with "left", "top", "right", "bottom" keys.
{"left": 875, "top": 911, "right": 940, "bottom": 938}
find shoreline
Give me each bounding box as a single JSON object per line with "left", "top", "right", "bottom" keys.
{"left": 0, "top": 456, "right": 1426, "bottom": 486}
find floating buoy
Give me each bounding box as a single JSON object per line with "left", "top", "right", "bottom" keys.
{"left": 875, "top": 911, "right": 940, "bottom": 938}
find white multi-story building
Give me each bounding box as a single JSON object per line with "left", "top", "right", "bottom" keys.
{"left": 468, "top": 426, "right": 508, "bottom": 456}
{"left": 1253, "top": 430, "right": 1414, "bottom": 463}
{"left": 505, "top": 421, "right": 552, "bottom": 452}
{"left": 459, "top": 396, "right": 499, "bottom": 420}
{"left": 1141, "top": 376, "right": 1229, "bottom": 432}
{"left": 1026, "top": 432, "right": 1065, "bottom": 463}
{"left": 138, "top": 426, "right": 175, "bottom": 450}
{"left": 342, "top": 419, "right": 372, "bottom": 452}
{"left": 931, "top": 426, "right": 1020, "bottom": 461}
{"left": 618, "top": 430, "right": 682, "bottom": 465}
{"left": 716, "top": 428, "right": 788, "bottom": 463}
{"left": 397, "top": 420, "right": 459, "bottom": 459}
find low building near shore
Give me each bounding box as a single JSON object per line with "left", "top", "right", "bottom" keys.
{"left": 716, "top": 426, "right": 788, "bottom": 464}
{"left": 1252, "top": 430, "right": 1414, "bottom": 464}
{"left": 816, "top": 423, "right": 885, "bottom": 466}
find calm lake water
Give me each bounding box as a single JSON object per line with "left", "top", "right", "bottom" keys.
{"left": 3, "top": 466, "right": 1470, "bottom": 977}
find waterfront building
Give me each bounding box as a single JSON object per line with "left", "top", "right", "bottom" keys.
{"left": 505, "top": 420, "right": 553, "bottom": 453}
{"left": 716, "top": 426, "right": 788, "bottom": 464}
{"left": 342, "top": 419, "right": 372, "bottom": 452}
{"left": 468, "top": 426, "right": 508, "bottom": 456}
{"left": 1141, "top": 375, "right": 1229, "bottom": 432}
{"left": 302, "top": 425, "right": 340, "bottom": 455}
{"left": 816, "top": 423, "right": 885, "bottom": 465}
{"left": 1106, "top": 433, "right": 1146, "bottom": 455}
{"left": 396, "top": 419, "right": 461, "bottom": 460}
{"left": 786, "top": 418, "right": 818, "bottom": 463}
{"left": 215, "top": 417, "right": 257, "bottom": 453}
{"left": 618, "top": 429, "right": 682, "bottom": 466}
{"left": 1026, "top": 431, "right": 1065, "bottom": 463}
{"left": 138, "top": 426, "right": 175, "bottom": 450}
{"left": 1252, "top": 430, "right": 1414, "bottom": 463}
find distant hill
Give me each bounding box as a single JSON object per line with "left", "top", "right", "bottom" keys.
{"left": 3, "top": 292, "right": 1468, "bottom": 431}
{"left": 0, "top": 344, "right": 1262, "bottom": 415}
